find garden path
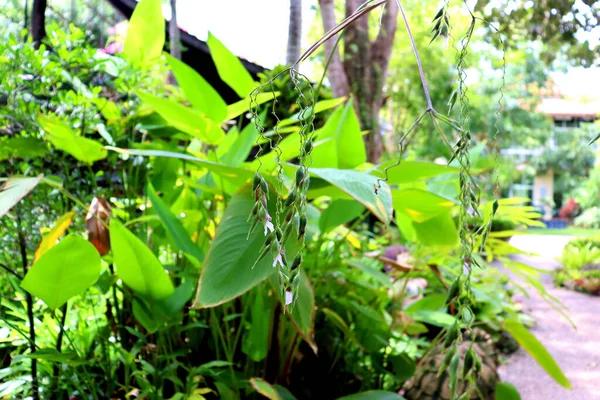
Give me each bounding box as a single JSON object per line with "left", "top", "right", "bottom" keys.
{"left": 497, "top": 235, "right": 600, "bottom": 400}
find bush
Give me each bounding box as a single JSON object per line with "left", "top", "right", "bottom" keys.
{"left": 573, "top": 207, "right": 600, "bottom": 229}
{"left": 556, "top": 237, "right": 600, "bottom": 295}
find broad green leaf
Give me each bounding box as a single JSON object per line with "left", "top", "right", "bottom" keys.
{"left": 404, "top": 293, "right": 446, "bottom": 313}
{"left": 155, "top": 280, "right": 195, "bottom": 317}
{"left": 194, "top": 185, "right": 275, "bottom": 307}
{"left": 166, "top": 54, "right": 227, "bottom": 122}
{"left": 412, "top": 211, "right": 458, "bottom": 247}
{"left": 28, "top": 349, "right": 87, "bottom": 366}
{"left": 221, "top": 115, "right": 263, "bottom": 166}
{"left": 34, "top": 211, "right": 76, "bottom": 262}
{"left": 0, "top": 175, "right": 42, "bottom": 217}
{"left": 109, "top": 219, "right": 174, "bottom": 299}
{"left": 21, "top": 235, "right": 101, "bottom": 309}
{"left": 39, "top": 114, "right": 107, "bottom": 163}
{"left": 207, "top": 32, "right": 256, "bottom": 97}
{"left": 250, "top": 378, "right": 284, "bottom": 400}
{"left": 409, "top": 310, "right": 455, "bottom": 327}
{"left": 310, "top": 168, "right": 393, "bottom": 225}
{"left": 242, "top": 289, "right": 271, "bottom": 362}
{"left": 132, "top": 297, "right": 159, "bottom": 333}
{"left": 337, "top": 391, "right": 406, "bottom": 400}
{"left": 388, "top": 353, "right": 416, "bottom": 381}
{"left": 136, "top": 91, "right": 224, "bottom": 144}
{"left": 322, "top": 308, "right": 365, "bottom": 350}
{"left": 215, "top": 383, "right": 237, "bottom": 400}
{"left": 146, "top": 183, "right": 204, "bottom": 263}
{"left": 226, "top": 92, "right": 279, "bottom": 120}
{"left": 504, "top": 319, "right": 571, "bottom": 389}
{"left": 495, "top": 382, "right": 521, "bottom": 400}
{"left": 319, "top": 199, "right": 365, "bottom": 232}
{"left": 347, "top": 259, "right": 393, "bottom": 289}
{"left": 392, "top": 189, "right": 457, "bottom": 223}
{"left": 278, "top": 97, "right": 347, "bottom": 128}
{"left": 396, "top": 211, "right": 417, "bottom": 242}
{"left": 0, "top": 136, "right": 48, "bottom": 160}
{"left": 311, "top": 100, "right": 366, "bottom": 169}
{"left": 122, "top": 0, "right": 165, "bottom": 66}
{"left": 269, "top": 269, "right": 316, "bottom": 353}
{"left": 377, "top": 161, "right": 459, "bottom": 184}
{"left": 105, "top": 146, "right": 253, "bottom": 187}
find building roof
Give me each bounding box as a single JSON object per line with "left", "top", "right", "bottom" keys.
{"left": 104, "top": 0, "right": 265, "bottom": 104}
{"left": 537, "top": 98, "right": 600, "bottom": 119}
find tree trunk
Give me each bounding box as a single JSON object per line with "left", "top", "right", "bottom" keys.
{"left": 317, "top": 0, "right": 397, "bottom": 163}
{"left": 169, "top": 0, "right": 181, "bottom": 60}
{"left": 286, "top": 0, "right": 302, "bottom": 65}
{"left": 31, "top": 0, "right": 47, "bottom": 48}
{"left": 317, "top": 0, "right": 350, "bottom": 98}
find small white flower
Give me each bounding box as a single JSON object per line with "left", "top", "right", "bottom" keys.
{"left": 285, "top": 291, "right": 293, "bottom": 306}
{"left": 273, "top": 249, "right": 285, "bottom": 268}
{"left": 263, "top": 212, "right": 274, "bottom": 236}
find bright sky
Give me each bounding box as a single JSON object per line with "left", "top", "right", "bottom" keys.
{"left": 165, "top": 0, "right": 316, "bottom": 68}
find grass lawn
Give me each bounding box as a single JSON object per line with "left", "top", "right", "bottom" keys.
{"left": 525, "top": 228, "right": 600, "bottom": 236}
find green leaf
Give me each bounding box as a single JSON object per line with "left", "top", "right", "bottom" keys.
{"left": 0, "top": 175, "right": 42, "bottom": 217}
{"left": 404, "top": 293, "right": 446, "bottom": 313}
{"left": 242, "top": 289, "right": 271, "bottom": 362}
{"left": 377, "top": 161, "right": 459, "bottom": 184}
{"left": 105, "top": 146, "right": 253, "bottom": 187}
{"left": 347, "top": 259, "right": 393, "bottom": 289}
{"left": 310, "top": 168, "right": 393, "bottom": 225}
{"left": 495, "top": 382, "right": 521, "bottom": 400}
{"left": 311, "top": 100, "right": 366, "bottom": 169}
{"left": 409, "top": 310, "right": 455, "bottom": 327}
{"left": 503, "top": 319, "right": 571, "bottom": 389}
{"left": 109, "top": 219, "right": 174, "bottom": 299}
{"left": 207, "top": 32, "right": 256, "bottom": 97}
{"left": 588, "top": 131, "right": 600, "bottom": 146}
{"left": 28, "top": 349, "right": 87, "bottom": 366}
{"left": 319, "top": 199, "right": 365, "bottom": 232}
{"left": 166, "top": 54, "right": 227, "bottom": 122}
{"left": 269, "top": 269, "right": 316, "bottom": 353}
{"left": 388, "top": 353, "right": 416, "bottom": 381}
{"left": 146, "top": 183, "right": 204, "bottom": 263}
{"left": 221, "top": 115, "right": 263, "bottom": 166}
{"left": 0, "top": 136, "right": 48, "bottom": 160}
{"left": 193, "top": 185, "right": 294, "bottom": 307}
{"left": 412, "top": 211, "right": 458, "bottom": 247}
{"left": 226, "top": 91, "right": 279, "bottom": 121}
{"left": 337, "top": 391, "right": 406, "bottom": 400}
{"left": 251, "top": 378, "right": 287, "bottom": 400}
{"left": 122, "top": 0, "right": 165, "bottom": 66}
{"left": 39, "top": 114, "right": 107, "bottom": 163}
{"left": 21, "top": 235, "right": 101, "bottom": 309}
{"left": 392, "top": 189, "right": 457, "bottom": 223}
{"left": 132, "top": 297, "right": 160, "bottom": 333}
{"left": 136, "top": 91, "right": 224, "bottom": 144}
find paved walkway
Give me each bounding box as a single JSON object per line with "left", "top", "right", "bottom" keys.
{"left": 498, "top": 235, "right": 600, "bottom": 400}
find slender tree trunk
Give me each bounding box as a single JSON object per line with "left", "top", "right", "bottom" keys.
{"left": 318, "top": 0, "right": 398, "bottom": 163}
{"left": 169, "top": 0, "right": 181, "bottom": 60}
{"left": 286, "top": 0, "right": 302, "bottom": 65}
{"left": 31, "top": 0, "right": 47, "bottom": 48}
{"left": 317, "top": 0, "right": 350, "bottom": 98}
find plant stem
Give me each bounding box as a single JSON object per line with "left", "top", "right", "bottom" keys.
{"left": 0, "top": 262, "right": 23, "bottom": 280}
{"left": 17, "top": 215, "right": 39, "bottom": 400}
{"left": 395, "top": 0, "right": 433, "bottom": 110}
{"left": 50, "top": 304, "right": 68, "bottom": 399}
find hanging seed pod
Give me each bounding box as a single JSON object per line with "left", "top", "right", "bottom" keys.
{"left": 265, "top": 232, "right": 276, "bottom": 247}
{"left": 444, "top": 322, "right": 460, "bottom": 348}
{"left": 260, "top": 178, "right": 269, "bottom": 199}
{"left": 257, "top": 207, "right": 267, "bottom": 222}
{"left": 448, "top": 352, "right": 460, "bottom": 395}
{"left": 251, "top": 243, "right": 272, "bottom": 268}
{"left": 463, "top": 346, "right": 476, "bottom": 376}
{"left": 248, "top": 202, "right": 260, "bottom": 221}
{"left": 282, "top": 221, "right": 294, "bottom": 242}
{"left": 247, "top": 217, "right": 260, "bottom": 239}
{"left": 445, "top": 276, "right": 462, "bottom": 305}
{"left": 295, "top": 167, "right": 306, "bottom": 186}
{"left": 252, "top": 172, "right": 262, "bottom": 191}
{"left": 276, "top": 227, "right": 283, "bottom": 242}
{"left": 304, "top": 138, "right": 313, "bottom": 153}
{"left": 285, "top": 209, "right": 295, "bottom": 222}
{"left": 284, "top": 190, "right": 297, "bottom": 207}
{"left": 437, "top": 344, "right": 457, "bottom": 377}
{"left": 290, "top": 254, "right": 302, "bottom": 271}
{"left": 298, "top": 215, "right": 307, "bottom": 239}
{"left": 492, "top": 198, "right": 499, "bottom": 216}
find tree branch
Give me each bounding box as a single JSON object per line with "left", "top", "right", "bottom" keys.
{"left": 317, "top": 0, "right": 350, "bottom": 98}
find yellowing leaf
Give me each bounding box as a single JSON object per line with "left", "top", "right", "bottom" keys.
{"left": 123, "top": 0, "right": 165, "bottom": 66}
{"left": 34, "top": 211, "right": 76, "bottom": 262}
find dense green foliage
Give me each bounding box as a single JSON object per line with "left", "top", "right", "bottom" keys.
{"left": 0, "top": 0, "right": 583, "bottom": 399}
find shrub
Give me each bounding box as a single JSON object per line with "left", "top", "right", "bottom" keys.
{"left": 556, "top": 237, "right": 600, "bottom": 295}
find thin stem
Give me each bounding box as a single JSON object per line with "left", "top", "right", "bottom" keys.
{"left": 395, "top": 0, "right": 433, "bottom": 110}
{"left": 0, "top": 262, "right": 23, "bottom": 280}
{"left": 17, "top": 215, "right": 39, "bottom": 400}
